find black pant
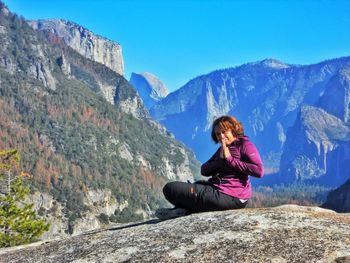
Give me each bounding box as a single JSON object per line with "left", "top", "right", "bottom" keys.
{"left": 163, "top": 181, "right": 247, "bottom": 213}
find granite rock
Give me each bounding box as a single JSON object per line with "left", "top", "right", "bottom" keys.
{"left": 1, "top": 205, "right": 349, "bottom": 263}
{"left": 28, "top": 19, "right": 124, "bottom": 76}
{"left": 129, "top": 72, "right": 169, "bottom": 109}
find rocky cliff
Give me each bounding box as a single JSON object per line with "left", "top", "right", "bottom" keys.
{"left": 279, "top": 105, "right": 350, "bottom": 185}
{"left": 0, "top": 205, "right": 349, "bottom": 262}
{"left": 28, "top": 19, "right": 124, "bottom": 76}
{"left": 55, "top": 46, "right": 148, "bottom": 119}
{"left": 129, "top": 72, "right": 169, "bottom": 109}
{"left": 317, "top": 66, "right": 350, "bottom": 124}
{"left": 27, "top": 19, "right": 140, "bottom": 117}
{"left": 1, "top": 10, "right": 146, "bottom": 119}
{"left": 278, "top": 67, "right": 350, "bottom": 186}
{"left": 27, "top": 189, "right": 130, "bottom": 240}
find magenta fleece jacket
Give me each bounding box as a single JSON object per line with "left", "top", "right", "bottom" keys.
{"left": 200, "top": 136, "right": 264, "bottom": 199}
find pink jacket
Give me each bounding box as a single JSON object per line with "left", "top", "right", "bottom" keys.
{"left": 201, "top": 136, "right": 264, "bottom": 199}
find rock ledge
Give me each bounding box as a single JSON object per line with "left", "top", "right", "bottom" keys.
{"left": 0, "top": 205, "right": 349, "bottom": 263}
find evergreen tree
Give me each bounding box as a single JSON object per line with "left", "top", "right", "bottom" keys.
{"left": 0, "top": 149, "right": 49, "bottom": 247}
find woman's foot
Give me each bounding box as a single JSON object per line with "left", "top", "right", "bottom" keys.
{"left": 155, "top": 207, "right": 188, "bottom": 220}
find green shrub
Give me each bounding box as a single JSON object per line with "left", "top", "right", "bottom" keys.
{"left": 0, "top": 176, "right": 49, "bottom": 247}
{"left": 0, "top": 149, "right": 49, "bottom": 247}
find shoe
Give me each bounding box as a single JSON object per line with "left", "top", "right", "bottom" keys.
{"left": 155, "top": 207, "right": 188, "bottom": 220}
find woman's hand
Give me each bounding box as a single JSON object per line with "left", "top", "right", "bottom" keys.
{"left": 220, "top": 139, "right": 231, "bottom": 159}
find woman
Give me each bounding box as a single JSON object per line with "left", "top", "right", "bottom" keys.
{"left": 155, "top": 115, "right": 264, "bottom": 220}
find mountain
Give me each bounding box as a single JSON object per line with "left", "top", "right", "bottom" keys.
{"left": 0, "top": 2, "right": 200, "bottom": 239}
{"left": 279, "top": 105, "right": 350, "bottom": 185}
{"left": 129, "top": 72, "right": 169, "bottom": 109}
{"left": 28, "top": 19, "right": 124, "bottom": 76}
{"left": 1, "top": 205, "right": 349, "bottom": 262}
{"left": 27, "top": 19, "right": 130, "bottom": 110}
{"left": 149, "top": 57, "right": 350, "bottom": 185}
{"left": 279, "top": 66, "right": 350, "bottom": 185}
{"left": 317, "top": 65, "right": 350, "bottom": 123}
{"left": 322, "top": 179, "right": 350, "bottom": 212}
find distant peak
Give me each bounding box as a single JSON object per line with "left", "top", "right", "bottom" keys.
{"left": 130, "top": 72, "right": 169, "bottom": 98}
{"left": 251, "top": 58, "right": 290, "bottom": 69}
{"left": 140, "top": 72, "right": 158, "bottom": 80}
{"left": 263, "top": 58, "right": 289, "bottom": 68}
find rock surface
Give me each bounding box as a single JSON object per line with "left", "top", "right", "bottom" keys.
{"left": 279, "top": 105, "right": 350, "bottom": 185}
{"left": 317, "top": 66, "right": 350, "bottom": 124}
{"left": 28, "top": 19, "right": 124, "bottom": 76}
{"left": 27, "top": 19, "right": 153, "bottom": 119}
{"left": 1, "top": 205, "right": 349, "bottom": 263}
{"left": 129, "top": 72, "right": 169, "bottom": 109}
{"left": 27, "top": 189, "right": 130, "bottom": 240}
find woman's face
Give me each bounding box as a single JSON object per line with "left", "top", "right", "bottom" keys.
{"left": 214, "top": 125, "right": 236, "bottom": 145}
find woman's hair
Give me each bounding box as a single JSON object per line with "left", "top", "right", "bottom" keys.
{"left": 211, "top": 115, "right": 244, "bottom": 143}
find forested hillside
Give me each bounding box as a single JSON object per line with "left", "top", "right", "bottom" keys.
{"left": 0, "top": 2, "right": 199, "bottom": 237}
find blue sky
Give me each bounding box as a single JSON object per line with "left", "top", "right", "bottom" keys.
{"left": 4, "top": 0, "right": 350, "bottom": 92}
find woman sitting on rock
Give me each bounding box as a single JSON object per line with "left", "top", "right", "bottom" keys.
{"left": 155, "top": 115, "right": 264, "bottom": 220}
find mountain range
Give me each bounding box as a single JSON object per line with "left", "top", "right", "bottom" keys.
{"left": 131, "top": 57, "right": 350, "bottom": 189}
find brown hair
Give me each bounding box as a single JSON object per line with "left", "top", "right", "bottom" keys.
{"left": 211, "top": 115, "right": 244, "bottom": 143}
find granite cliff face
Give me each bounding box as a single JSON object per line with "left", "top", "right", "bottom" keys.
{"left": 279, "top": 67, "right": 350, "bottom": 185}
{"left": 279, "top": 105, "right": 350, "bottom": 185}
{"left": 27, "top": 19, "right": 141, "bottom": 117}
{"left": 317, "top": 66, "right": 350, "bottom": 124}
{"left": 28, "top": 19, "right": 124, "bottom": 76}
{"left": 1, "top": 205, "right": 349, "bottom": 262}
{"left": 1, "top": 10, "right": 138, "bottom": 115}
{"left": 129, "top": 72, "right": 169, "bottom": 109}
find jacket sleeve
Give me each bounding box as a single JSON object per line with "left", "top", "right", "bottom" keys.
{"left": 200, "top": 149, "right": 226, "bottom": 177}
{"left": 225, "top": 141, "right": 264, "bottom": 178}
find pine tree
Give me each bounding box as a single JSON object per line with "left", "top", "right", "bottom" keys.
{"left": 0, "top": 149, "right": 50, "bottom": 247}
